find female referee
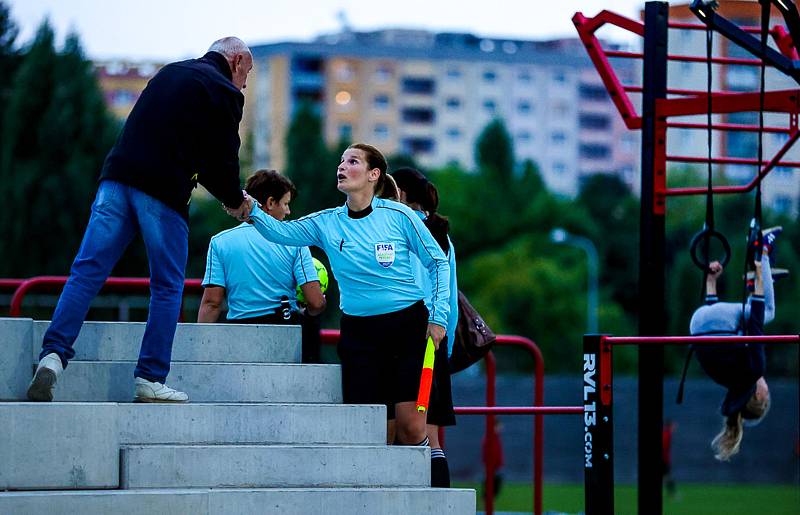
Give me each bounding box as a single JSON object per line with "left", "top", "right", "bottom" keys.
{"left": 237, "top": 143, "right": 450, "bottom": 450}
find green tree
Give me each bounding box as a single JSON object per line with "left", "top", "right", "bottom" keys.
{"left": 0, "top": 22, "right": 118, "bottom": 276}
{"left": 0, "top": 1, "right": 19, "bottom": 151}
{"left": 576, "top": 174, "right": 639, "bottom": 314}
{"left": 475, "top": 118, "right": 514, "bottom": 183}
{"left": 284, "top": 102, "right": 339, "bottom": 215}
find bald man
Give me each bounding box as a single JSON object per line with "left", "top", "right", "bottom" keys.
{"left": 28, "top": 37, "right": 254, "bottom": 403}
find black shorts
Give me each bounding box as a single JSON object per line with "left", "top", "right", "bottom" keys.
{"left": 426, "top": 337, "right": 456, "bottom": 427}
{"left": 338, "top": 301, "right": 428, "bottom": 419}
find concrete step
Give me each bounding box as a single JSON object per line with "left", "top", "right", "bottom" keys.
{"left": 32, "top": 321, "right": 301, "bottom": 363}
{"left": 118, "top": 403, "right": 385, "bottom": 445}
{"left": 0, "top": 403, "right": 119, "bottom": 490}
{"left": 0, "top": 318, "right": 34, "bottom": 400}
{"left": 1, "top": 318, "right": 304, "bottom": 400}
{"left": 51, "top": 361, "right": 342, "bottom": 403}
{"left": 120, "top": 445, "right": 430, "bottom": 489}
{"left": 0, "top": 488, "right": 476, "bottom": 515}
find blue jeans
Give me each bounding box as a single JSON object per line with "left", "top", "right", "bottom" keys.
{"left": 41, "top": 180, "right": 188, "bottom": 383}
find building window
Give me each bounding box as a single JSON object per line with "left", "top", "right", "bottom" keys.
{"left": 553, "top": 70, "right": 566, "bottom": 83}
{"left": 580, "top": 143, "right": 611, "bottom": 159}
{"left": 401, "top": 107, "right": 435, "bottom": 124}
{"left": 445, "top": 97, "right": 462, "bottom": 110}
{"left": 374, "top": 124, "right": 389, "bottom": 140}
{"left": 374, "top": 94, "right": 390, "bottom": 110}
{"left": 334, "top": 62, "right": 355, "bottom": 82}
{"left": 446, "top": 67, "right": 462, "bottom": 79}
{"left": 578, "top": 83, "right": 607, "bottom": 101}
{"left": 292, "top": 56, "right": 323, "bottom": 73}
{"left": 375, "top": 64, "right": 393, "bottom": 82}
{"left": 335, "top": 91, "right": 352, "bottom": 106}
{"left": 402, "top": 77, "right": 435, "bottom": 95}
{"left": 517, "top": 100, "right": 532, "bottom": 114}
{"left": 551, "top": 131, "right": 566, "bottom": 144}
{"left": 483, "top": 69, "right": 497, "bottom": 82}
{"left": 446, "top": 127, "right": 462, "bottom": 140}
{"left": 517, "top": 131, "right": 532, "bottom": 142}
{"left": 483, "top": 99, "right": 497, "bottom": 114}
{"left": 402, "top": 137, "right": 435, "bottom": 154}
{"left": 517, "top": 69, "right": 532, "bottom": 82}
{"left": 579, "top": 113, "right": 611, "bottom": 130}
{"left": 553, "top": 162, "right": 567, "bottom": 175}
{"left": 111, "top": 90, "right": 137, "bottom": 108}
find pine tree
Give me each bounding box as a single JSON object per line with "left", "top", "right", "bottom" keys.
{"left": 284, "top": 101, "right": 340, "bottom": 215}
{"left": 475, "top": 118, "right": 514, "bottom": 183}
{"left": 0, "top": 1, "right": 19, "bottom": 148}
{"left": 0, "top": 22, "right": 117, "bottom": 276}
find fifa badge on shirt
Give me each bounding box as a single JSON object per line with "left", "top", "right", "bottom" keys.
{"left": 374, "top": 242, "right": 395, "bottom": 268}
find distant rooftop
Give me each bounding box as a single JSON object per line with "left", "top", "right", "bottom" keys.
{"left": 251, "top": 28, "right": 628, "bottom": 67}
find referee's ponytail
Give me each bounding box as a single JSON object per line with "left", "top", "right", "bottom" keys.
{"left": 391, "top": 167, "right": 450, "bottom": 254}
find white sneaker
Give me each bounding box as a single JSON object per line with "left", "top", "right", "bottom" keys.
{"left": 134, "top": 377, "right": 188, "bottom": 403}
{"left": 27, "top": 353, "right": 64, "bottom": 401}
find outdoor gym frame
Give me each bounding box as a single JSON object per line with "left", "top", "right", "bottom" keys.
{"left": 575, "top": 1, "right": 800, "bottom": 514}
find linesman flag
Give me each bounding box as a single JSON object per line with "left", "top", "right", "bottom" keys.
{"left": 416, "top": 337, "right": 436, "bottom": 412}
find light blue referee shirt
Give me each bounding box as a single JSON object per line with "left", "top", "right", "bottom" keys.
{"left": 202, "top": 223, "right": 318, "bottom": 320}
{"left": 249, "top": 196, "right": 450, "bottom": 327}
{"left": 410, "top": 210, "right": 459, "bottom": 355}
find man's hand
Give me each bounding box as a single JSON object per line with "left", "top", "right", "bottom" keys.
{"left": 224, "top": 190, "right": 254, "bottom": 222}
{"left": 426, "top": 323, "right": 446, "bottom": 350}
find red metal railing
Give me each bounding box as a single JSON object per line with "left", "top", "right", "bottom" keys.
{"left": 321, "top": 328, "right": 583, "bottom": 515}
{"left": 573, "top": 9, "right": 800, "bottom": 210}
{"left": 594, "top": 334, "right": 800, "bottom": 409}
{"left": 8, "top": 276, "right": 204, "bottom": 318}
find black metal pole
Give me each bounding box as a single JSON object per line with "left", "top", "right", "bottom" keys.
{"left": 639, "top": 3, "right": 669, "bottom": 515}
{"left": 584, "top": 334, "right": 613, "bottom": 515}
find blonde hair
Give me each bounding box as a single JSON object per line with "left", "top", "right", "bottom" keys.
{"left": 711, "top": 393, "right": 770, "bottom": 461}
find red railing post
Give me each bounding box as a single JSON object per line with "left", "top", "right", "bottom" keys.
{"left": 484, "top": 351, "right": 497, "bottom": 515}
{"left": 9, "top": 276, "right": 203, "bottom": 318}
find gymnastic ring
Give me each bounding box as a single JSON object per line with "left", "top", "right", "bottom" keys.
{"left": 690, "top": 228, "right": 731, "bottom": 272}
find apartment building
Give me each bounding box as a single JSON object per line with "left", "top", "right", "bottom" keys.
{"left": 95, "top": 61, "right": 161, "bottom": 119}
{"left": 247, "top": 30, "right": 638, "bottom": 197}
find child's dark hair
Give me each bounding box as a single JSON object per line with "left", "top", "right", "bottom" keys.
{"left": 391, "top": 167, "right": 450, "bottom": 253}
{"left": 245, "top": 169, "right": 297, "bottom": 206}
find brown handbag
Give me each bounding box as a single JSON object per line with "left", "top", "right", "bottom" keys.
{"left": 448, "top": 290, "right": 497, "bottom": 373}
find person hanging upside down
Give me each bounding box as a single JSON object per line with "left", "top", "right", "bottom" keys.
{"left": 689, "top": 227, "right": 785, "bottom": 461}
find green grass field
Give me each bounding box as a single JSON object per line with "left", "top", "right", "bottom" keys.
{"left": 454, "top": 482, "right": 800, "bottom": 514}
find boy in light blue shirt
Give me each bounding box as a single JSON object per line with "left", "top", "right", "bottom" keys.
{"left": 199, "top": 170, "right": 326, "bottom": 360}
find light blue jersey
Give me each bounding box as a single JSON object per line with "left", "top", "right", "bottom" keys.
{"left": 249, "top": 196, "right": 450, "bottom": 327}
{"left": 410, "top": 210, "right": 459, "bottom": 355}
{"left": 202, "top": 223, "right": 317, "bottom": 320}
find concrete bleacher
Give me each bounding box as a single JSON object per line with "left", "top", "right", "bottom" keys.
{"left": 0, "top": 318, "right": 476, "bottom": 514}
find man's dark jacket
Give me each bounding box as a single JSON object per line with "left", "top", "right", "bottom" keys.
{"left": 100, "top": 51, "right": 245, "bottom": 219}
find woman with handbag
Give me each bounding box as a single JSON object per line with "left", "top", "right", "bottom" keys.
{"left": 239, "top": 144, "right": 450, "bottom": 452}
{"left": 391, "top": 167, "right": 459, "bottom": 487}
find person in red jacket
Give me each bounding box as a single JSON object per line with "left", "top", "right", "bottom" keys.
{"left": 482, "top": 418, "right": 505, "bottom": 500}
